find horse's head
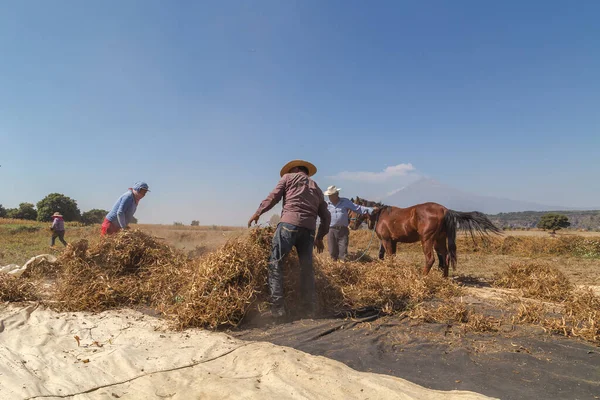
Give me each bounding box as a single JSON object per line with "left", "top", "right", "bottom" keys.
{"left": 348, "top": 208, "right": 367, "bottom": 230}
{"left": 349, "top": 196, "right": 386, "bottom": 230}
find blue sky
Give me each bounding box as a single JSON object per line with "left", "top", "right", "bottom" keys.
{"left": 1, "top": 1, "right": 599, "bottom": 225}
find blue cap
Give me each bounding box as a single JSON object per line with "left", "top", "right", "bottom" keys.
{"left": 133, "top": 181, "right": 150, "bottom": 192}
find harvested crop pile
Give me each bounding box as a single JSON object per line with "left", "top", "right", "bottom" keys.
{"left": 0, "top": 228, "right": 467, "bottom": 330}
{"left": 408, "top": 301, "right": 499, "bottom": 333}
{"left": 53, "top": 231, "right": 191, "bottom": 312}
{"left": 492, "top": 261, "right": 599, "bottom": 343}
{"left": 543, "top": 288, "right": 600, "bottom": 343}
{"left": 491, "top": 261, "right": 573, "bottom": 302}
{"left": 0, "top": 273, "right": 37, "bottom": 302}
{"left": 167, "top": 228, "right": 272, "bottom": 329}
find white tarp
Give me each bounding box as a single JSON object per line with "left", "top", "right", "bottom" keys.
{"left": 0, "top": 254, "right": 57, "bottom": 277}
{"left": 0, "top": 304, "right": 496, "bottom": 400}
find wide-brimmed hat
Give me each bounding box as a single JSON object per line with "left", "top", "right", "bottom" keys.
{"left": 52, "top": 212, "right": 63, "bottom": 218}
{"left": 279, "top": 160, "right": 317, "bottom": 177}
{"left": 324, "top": 185, "right": 341, "bottom": 196}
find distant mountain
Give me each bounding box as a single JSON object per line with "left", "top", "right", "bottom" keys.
{"left": 380, "top": 178, "right": 574, "bottom": 214}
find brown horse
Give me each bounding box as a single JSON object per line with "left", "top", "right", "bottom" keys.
{"left": 348, "top": 197, "right": 502, "bottom": 277}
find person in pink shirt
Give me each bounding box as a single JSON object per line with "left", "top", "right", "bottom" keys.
{"left": 50, "top": 212, "right": 67, "bottom": 247}
{"left": 248, "top": 160, "right": 331, "bottom": 320}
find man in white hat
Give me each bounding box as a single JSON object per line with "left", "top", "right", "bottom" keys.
{"left": 324, "top": 186, "right": 373, "bottom": 261}
{"left": 50, "top": 212, "right": 67, "bottom": 247}
{"left": 248, "top": 159, "right": 331, "bottom": 320}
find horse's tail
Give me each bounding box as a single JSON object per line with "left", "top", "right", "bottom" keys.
{"left": 443, "top": 210, "right": 502, "bottom": 270}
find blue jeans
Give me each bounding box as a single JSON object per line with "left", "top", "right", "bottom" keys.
{"left": 268, "top": 222, "right": 316, "bottom": 313}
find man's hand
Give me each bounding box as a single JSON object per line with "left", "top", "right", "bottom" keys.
{"left": 314, "top": 238, "right": 324, "bottom": 253}
{"left": 371, "top": 206, "right": 379, "bottom": 214}
{"left": 247, "top": 213, "right": 260, "bottom": 228}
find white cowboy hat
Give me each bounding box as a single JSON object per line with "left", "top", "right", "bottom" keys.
{"left": 324, "top": 185, "right": 342, "bottom": 196}
{"left": 52, "top": 212, "right": 63, "bottom": 218}
{"left": 279, "top": 159, "right": 317, "bottom": 177}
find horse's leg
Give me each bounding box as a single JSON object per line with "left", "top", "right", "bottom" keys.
{"left": 434, "top": 235, "right": 449, "bottom": 278}
{"left": 378, "top": 242, "right": 385, "bottom": 260}
{"left": 421, "top": 236, "right": 436, "bottom": 275}
{"left": 391, "top": 241, "right": 398, "bottom": 255}
{"left": 381, "top": 239, "right": 394, "bottom": 258}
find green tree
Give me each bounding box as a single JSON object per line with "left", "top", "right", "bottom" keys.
{"left": 0, "top": 204, "right": 6, "bottom": 218}
{"left": 81, "top": 209, "right": 109, "bottom": 225}
{"left": 8, "top": 203, "right": 38, "bottom": 220}
{"left": 191, "top": 220, "right": 200, "bottom": 226}
{"left": 36, "top": 193, "right": 81, "bottom": 222}
{"left": 537, "top": 213, "right": 571, "bottom": 234}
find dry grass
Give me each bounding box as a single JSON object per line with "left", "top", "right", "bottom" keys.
{"left": 0, "top": 228, "right": 467, "bottom": 330}
{"left": 52, "top": 231, "right": 191, "bottom": 312}
{"left": 492, "top": 262, "right": 573, "bottom": 302}
{"left": 409, "top": 301, "right": 500, "bottom": 333}
{"left": 1, "top": 223, "right": 599, "bottom": 344}
{"left": 347, "top": 230, "right": 600, "bottom": 258}
{"left": 0, "top": 273, "right": 38, "bottom": 302}
{"left": 491, "top": 262, "right": 600, "bottom": 343}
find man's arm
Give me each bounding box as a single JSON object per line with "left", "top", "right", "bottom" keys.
{"left": 346, "top": 198, "right": 373, "bottom": 214}
{"left": 316, "top": 200, "right": 331, "bottom": 241}
{"left": 248, "top": 176, "right": 287, "bottom": 227}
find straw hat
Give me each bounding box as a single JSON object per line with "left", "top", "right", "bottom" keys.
{"left": 279, "top": 160, "right": 317, "bottom": 177}
{"left": 324, "top": 185, "right": 341, "bottom": 196}
{"left": 52, "top": 212, "right": 63, "bottom": 218}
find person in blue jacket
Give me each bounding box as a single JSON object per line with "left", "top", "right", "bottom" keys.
{"left": 101, "top": 182, "right": 150, "bottom": 235}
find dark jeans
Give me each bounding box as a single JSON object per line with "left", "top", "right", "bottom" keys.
{"left": 268, "top": 222, "right": 316, "bottom": 314}
{"left": 51, "top": 230, "right": 67, "bottom": 247}
{"left": 327, "top": 226, "right": 349, "bottom": 261}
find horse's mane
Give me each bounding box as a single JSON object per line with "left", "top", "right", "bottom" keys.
{"left": 352, "top": 196, "right": 384, "bottom": 206}
{"left": 352, "top": 197, "right": 390, "bottom": 215}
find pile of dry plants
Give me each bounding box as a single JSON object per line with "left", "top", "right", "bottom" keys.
{"left": 0, "top": 228, "right": 466, "bottom": 330}
{"left": 493, "top": 262, "right": 600, "bottom": 343}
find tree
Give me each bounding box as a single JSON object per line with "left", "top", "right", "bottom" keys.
{"left": 191, "top": 220, "right": 200, "bottom": 226}
{"left": 8, "top": 203, "right": 37, "bottom": 220}
{"left": 537, "top": 213, "right": 570, "bottom": 234}
{"left": 0, "top": 204, "right": 6, "bottom": 218}
{"left": 36, "top": 193, "right": 81, "bottom": 222}
{"left": 81, "top": 209, "right": 109, "bottom": 225}
{"left": 131, "top": 216, "right": 138, "bottom": 224}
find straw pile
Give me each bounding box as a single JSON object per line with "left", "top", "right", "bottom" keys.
{"left": 409, "top": 301, "right": 499, "bottom": 333}
{"left": 53, "top": 231, "right": 191, "bottom": 312}
{"left": 492, "top": 262, "right": 573, "bottom": 302}
{"left": 166, "top": 228, "right": 272, "bottom": 329}
{"left": 492, "top": 261, "right": 599, "bottom": 343}
{"left": 0, "top": 273, "right": 37, "bottom": 302}
{"left": 2, "top": 227, "right": 597, "bottom": 343}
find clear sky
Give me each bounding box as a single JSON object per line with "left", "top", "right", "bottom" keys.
{"left": 1, "top": 1, "right": 599, "bottom": 225}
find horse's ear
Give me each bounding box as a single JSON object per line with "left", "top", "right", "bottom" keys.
{"left": 350, "top": 197, "right": 354, "bottom": 203}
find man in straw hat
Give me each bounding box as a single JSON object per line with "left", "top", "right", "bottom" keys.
{"left": 50, "top": 212, "right": 68, "bottom": 247}
{"left": 324, "top": 185, "right": 374, "bottom": 261}
{"left": 102, "top": 181, "right": 150, "bottom": 235}
{"left": 248, "top": 160, "right": 331, "bottom": 319}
